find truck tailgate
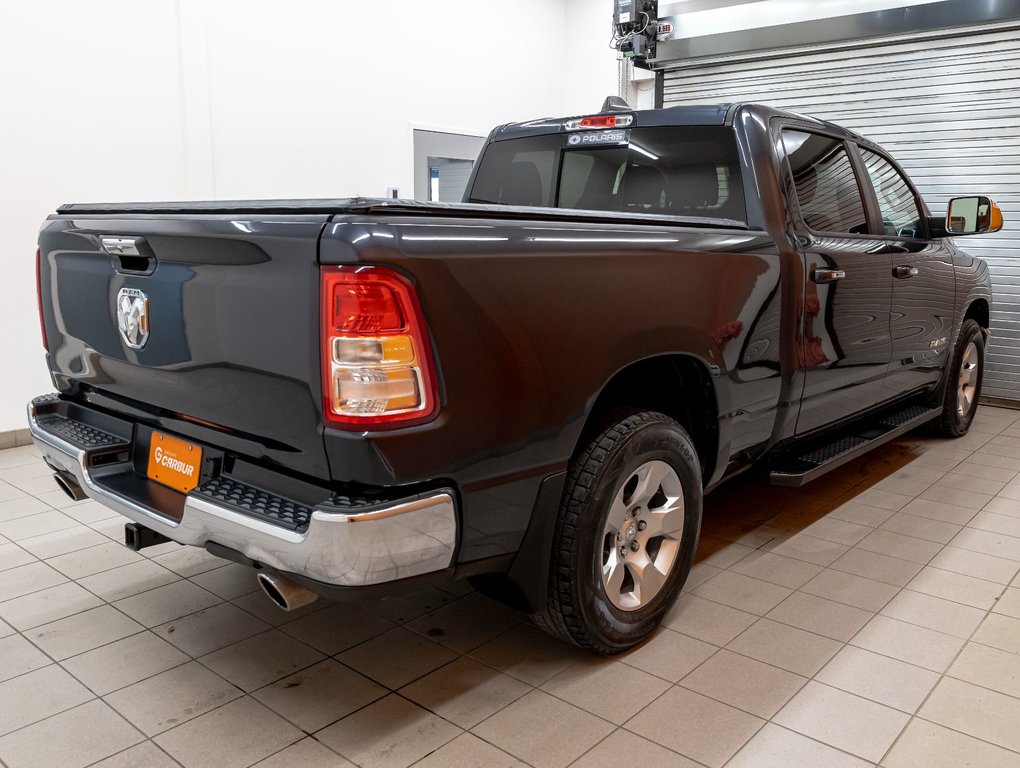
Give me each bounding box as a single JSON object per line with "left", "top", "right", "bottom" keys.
{"left": 38, "top": 214, "right": 330, "bottom": 479}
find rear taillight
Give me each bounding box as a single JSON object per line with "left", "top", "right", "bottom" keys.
{"left": 36, "top": 248, "right": 48, "bottom": 351}
{"left": 321, "top": 266, "right": 439, "bottom": 429}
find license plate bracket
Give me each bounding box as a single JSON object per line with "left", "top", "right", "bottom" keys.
{"left": 147, "top": 431, "right": 202, "bottom": 494}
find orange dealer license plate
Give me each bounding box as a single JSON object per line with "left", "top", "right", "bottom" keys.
{"left": 147, "top": 432, "right": 202, "bottom": 493}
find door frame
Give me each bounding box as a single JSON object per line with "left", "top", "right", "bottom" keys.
{"left": 410, "top": 125, "right": 487, "bottom": 202}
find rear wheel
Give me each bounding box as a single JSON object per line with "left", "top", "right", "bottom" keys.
{"left": 534, "top": 411, "right": 702, "bottom": 654}
{"left": 931, "top": 318, "right": 984, "bottom": 437}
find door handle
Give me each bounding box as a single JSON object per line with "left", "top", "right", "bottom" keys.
{"left": 894, "top": 265, "right": 919, "bottom": 279}
{"left": 813, "top": 268, "right": 846, "bottom": 284}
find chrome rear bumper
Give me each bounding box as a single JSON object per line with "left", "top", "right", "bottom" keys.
{"left": 28, "top": 397, "right": 457, "bottom": 587}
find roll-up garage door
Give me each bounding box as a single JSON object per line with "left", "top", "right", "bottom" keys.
{"left": 662, "top": 25, "right": 1020, "bottom": 401}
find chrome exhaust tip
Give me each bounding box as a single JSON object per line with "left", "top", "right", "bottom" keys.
{"left": 256, "top": 571, "right": 319, "bottom": 611}
{"left": 53, "top": 471, "right": 87, "bottom": 502}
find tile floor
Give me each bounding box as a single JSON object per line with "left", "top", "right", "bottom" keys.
{"left": 1, "top": 407, "right": 1020, "bottom": 767}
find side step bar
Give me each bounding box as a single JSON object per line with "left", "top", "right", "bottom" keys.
{"left": 770, "top": 404, "right": 941, "bottom": 487}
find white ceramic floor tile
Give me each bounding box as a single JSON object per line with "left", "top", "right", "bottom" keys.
{"left": 338, "top": 627, "right": 458, "bottom": 689}
{"left": 199, "top": 629, "right": 325, "bottom": 692}
{"left": 815, "top": 645, "right": 939, "bottom": 713}
{"left": 572, "top": 729, "right": 701, "bottom": 768}
{"left": 883, "top": 717, "right": 1020, "bottom": 768}
{"left": 154, "top": 602, "right": 270, "bottom": 658}
{"left": 0, "top": 634, "right": 50, "bottom": 683}
{"left": 251, "top": 737, "right": 355, "bottom": 768}
{"left": 61, "top": 631, "right": 189, "bottom": 696}
{"left": 105, "top": 660, "right": 241, "bottom": 736}
{"left": 0, "top": 664, "right": 94, "bottom": 735}
{"left": 78, "top": 559, "right": 180, "bottom": 602}
{"left": 727, "top": 722, "right": 871, "bottom": 768}
{"left": 618, "top": 626, "right": 717, "bottom": 683}
{"left": 774, "top": 680, "right": 909, "bottom": 762}
{"left": 253, "top": 659, "right": 387, "bottom": 733}
{"left": 26, "top": 605, "right": 143, "bottom": 660}
{"left": 0, "top": 581, "right": 102, "bottom": 631}
{"left": 402, "top": 656, "right": 531, "bottom": 729}
{"left": 680, "top": 648, "right": 806, "bottom": 718}
{"left": 0, "top": 700, "right": 143, "bottom": 768}
{"left": 113, "top": 581, "right": 220, "bottom": 627}
{"left": 851, "top": 615, "right": 965, "bottom": 672}
{"left": 626, "top": 686, "right": 764, "bottom": 768}
{"left": 154, "top": 697, "right": 302, "bottom": 768}
{"left": 318, "top": 694, "right": 462, "bottom": 768}
{"left": 468, "top": 623, "right": 587, "bottom": 686}
{"left": 919, "top": 676, "right": 1020, "bottom": 753}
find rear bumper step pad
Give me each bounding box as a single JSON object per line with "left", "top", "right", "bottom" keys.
{"left": 27, "top": 394, "right": 457, "bottom": 587}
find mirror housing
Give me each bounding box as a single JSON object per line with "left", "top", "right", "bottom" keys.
{"left": 946, "top": 196, "right": 1004, "bottom": 235}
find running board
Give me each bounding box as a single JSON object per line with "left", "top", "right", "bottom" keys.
{"left": 770, "top": 405, "right": 941, "bottom": 487}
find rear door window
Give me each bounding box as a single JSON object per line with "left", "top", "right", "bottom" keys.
{"left": 467, "top": 126, "right": 746, "bottom": 223}
{"left": 782, "top": 130, "right": 868, "bottom": 235}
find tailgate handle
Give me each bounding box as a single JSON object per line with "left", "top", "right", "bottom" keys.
{"left": 102, "top": 236, "right": 155, "bottom": 274}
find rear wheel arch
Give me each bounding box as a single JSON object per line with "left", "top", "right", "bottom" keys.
{"left": 576, "top": 354, "right": 720, "bottom": 485}
{"left": 488, "top": 354, "right": 720, "bottom": 616}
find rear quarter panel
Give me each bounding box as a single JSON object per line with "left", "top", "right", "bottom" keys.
{"left": 321, "top": 217, "right": 783, "bottom": 559}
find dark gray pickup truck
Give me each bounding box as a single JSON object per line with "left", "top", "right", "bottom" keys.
{"left": 30, "top": 102, "right": 1001, "bottom": 652}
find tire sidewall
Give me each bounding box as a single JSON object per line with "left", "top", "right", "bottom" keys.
{"left": 574, "top": 418, "right": 702, "bottom": 651}
{"left": 946, "top": 320, "right": 984, "bottom": 434}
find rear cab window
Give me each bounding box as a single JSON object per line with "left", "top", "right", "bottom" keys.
{"left": 467, "top": 126, "right": 747, "bottom": 224}
{"left": 781, "top": 130, "right": 869, "bottom": 235}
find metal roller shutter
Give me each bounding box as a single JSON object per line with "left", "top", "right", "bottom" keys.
{"left": 662, "top": 24, "right": 1020, "bottom": 400}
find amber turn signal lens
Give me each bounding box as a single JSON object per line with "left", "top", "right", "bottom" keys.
{"left": 333, "top": 336, "right": 415, "bottom": 366}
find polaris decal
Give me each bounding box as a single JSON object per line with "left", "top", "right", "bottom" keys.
{"left": 566, "top": 129, "right": 631, "bottom": 147}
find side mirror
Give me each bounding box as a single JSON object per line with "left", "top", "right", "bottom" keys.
{"left": 946, "top": 196, "right": 1004, "bottom": 235}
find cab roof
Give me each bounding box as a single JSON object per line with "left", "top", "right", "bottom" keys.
{"left": 492, "top": 102, "right": 865, "bottom": 143}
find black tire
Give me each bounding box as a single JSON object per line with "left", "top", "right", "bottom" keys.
{"left": 931, "top": 318, "right": 985, "bottom": 437}
{"left": 534, "top": 411, "right": 702, "bottom": 654}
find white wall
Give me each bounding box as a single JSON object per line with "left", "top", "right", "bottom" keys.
{"left": 0, "top": 1, "right": 188, "bottom": 432}
{"left": 197, "top": 0, "right": 579, "bottom": 200}
{"left": 0, "top": 0, "right": 624, "bottom": 432}
{"left": 563, "top": 0, "right": 622, "bottom": 115}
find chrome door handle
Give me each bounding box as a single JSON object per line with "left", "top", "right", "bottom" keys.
{"left": 894, "top": 265, "right": 919, "bottom": 279}
{"left": 813, "top": 268, "right": 846, "bottom": 284}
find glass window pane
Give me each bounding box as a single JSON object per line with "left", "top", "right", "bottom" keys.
{"left": 468, "top": 126, "right": 746, "bottom": 223}
{"left": 860, "top": 149, "right": 924, "bottom": 238}
{"left": 783, "top": 130, "right": 868, "bottom": 234}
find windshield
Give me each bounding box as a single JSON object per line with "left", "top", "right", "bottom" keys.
{"left": 467, "top": 125, "right": 746, "bottom": 223}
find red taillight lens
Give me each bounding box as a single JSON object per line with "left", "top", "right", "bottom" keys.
{"left": 36, "top": 247, "right": 49, "bottom": 351}
{"left": 330, "top": 282, "right": 405, "bottom": 334}
{"left": 321, "top": 266, "right": 439, "bottom": 429}
{"left": 580, "top": 115, "right": 617, "bottom": 128}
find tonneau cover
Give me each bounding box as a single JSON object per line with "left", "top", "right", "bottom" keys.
{"left": 55, "top": 198, "right": 748, "bottom": 230}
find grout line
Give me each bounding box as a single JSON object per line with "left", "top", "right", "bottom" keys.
{"left": 572, "top": 724, "right": 713, "bottom": 768}
{"left": 876, "top": 588, "right": 1020, "bottom": 764}
{"left": 82, "top": 737, "right": 181, "bottom": 768}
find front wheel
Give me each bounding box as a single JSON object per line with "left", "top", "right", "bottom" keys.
{"left": 534, "top": 411, "right": 703, "bottom": 654}
{"left": 931, "top": 318, "right": 985, "bottom": 437}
